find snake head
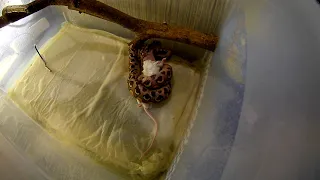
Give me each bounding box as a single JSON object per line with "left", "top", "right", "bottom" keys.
{"left": 154, "top": 49, "right": 172, "bottom": 61}
{"left": 146, "top": 40, "right": 161, "bottom": 48}
{"left": 143, "top": 40, "right": 162, "bottom": 53}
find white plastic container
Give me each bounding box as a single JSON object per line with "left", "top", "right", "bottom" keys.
{"left": 1, "top": 0, "right": 320, "bottom": 179}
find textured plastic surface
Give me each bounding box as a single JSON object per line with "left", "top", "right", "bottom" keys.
{"left": 8, "top": 22, "right": 206, "bottom": 179}
{"left": 0, "top": 4, "right": 123, "bottom": 180}
{"left": 0, "top": 90, "right": 123, "bottom": 180}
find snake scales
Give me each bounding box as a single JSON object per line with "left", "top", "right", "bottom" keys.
{"left": 127, "top": 40, "right": 173, "bottom": 104}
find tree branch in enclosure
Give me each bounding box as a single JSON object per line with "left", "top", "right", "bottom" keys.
{"left": 0, "top": 0, "right": 218, "bottom": 51}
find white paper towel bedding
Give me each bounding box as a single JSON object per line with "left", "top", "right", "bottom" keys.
{"left": 8, "top": 22, "right": 205, "bottom": 179}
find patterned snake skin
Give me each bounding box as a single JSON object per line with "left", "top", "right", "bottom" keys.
{"left": 127, "top": 40, "right": 173, "bottom": 104}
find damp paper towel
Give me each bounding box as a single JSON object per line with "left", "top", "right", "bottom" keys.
{"left": 8, "top": 22, "right": 201, "bottom": 179}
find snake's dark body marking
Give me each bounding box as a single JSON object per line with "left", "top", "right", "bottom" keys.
{"left": 127, "top": 41, "right": 173, "bottom": 104}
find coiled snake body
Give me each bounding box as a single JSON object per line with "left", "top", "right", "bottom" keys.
{"left": 127, "top": 41, "right": 173, "bottom": 104}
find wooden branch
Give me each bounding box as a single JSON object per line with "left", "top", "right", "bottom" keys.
{"left": 0, "top": 0, "right": 218, "bottom": 51}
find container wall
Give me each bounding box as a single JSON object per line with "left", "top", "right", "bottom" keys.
{"left": 167, "top": 2, "right": 246, "bottom": 179}
{"left": 0, "top": 4, "right": 65, "bottom": 91}
{"left": 169, "top": 0, "right": 320, "bottom": 179}
{"left": 222, "top": 0, "right": 320, "bottom": 179}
